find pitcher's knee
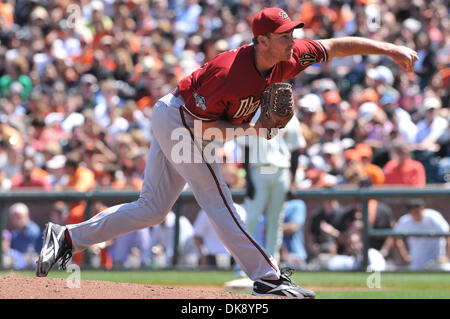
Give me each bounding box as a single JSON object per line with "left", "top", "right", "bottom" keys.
{"left": 136, "top": 197, "right": 171, "bottom": 225}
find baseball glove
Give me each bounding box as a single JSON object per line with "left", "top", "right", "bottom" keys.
{"left": 258, "top": 82, "right": 294, "bottom": 139}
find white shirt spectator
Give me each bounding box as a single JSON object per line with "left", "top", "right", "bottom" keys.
{"left": 395, "top": 107, "right": 418, "bottom": 143}
{"left": 150, "top": 211, "right": 197, "bottom": 264}
{"left": 395, "top": 209, "right": 449, "bottom": 269}
{"left": 414, "top": 116, "right": 449, "bottom": 144}
{"left": 194, "top": 203, "right": 246, "bottom": 256}
{"left": 328, "top": 248, "right": 386, "bottom": 272}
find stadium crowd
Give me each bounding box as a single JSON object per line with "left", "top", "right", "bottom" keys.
{"left": 0, "top": 0, "right": 449, "bottom": 271}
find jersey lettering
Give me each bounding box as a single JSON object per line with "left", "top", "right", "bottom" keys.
{"left": 299, "top": 52, "right": 318, "bottom": 66}
{"left": 233, "top": 96, "right": 260, "bottom": 119}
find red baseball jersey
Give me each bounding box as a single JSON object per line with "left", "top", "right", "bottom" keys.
{"left": 177, "top": 39, "right": 328, "bottom": 124}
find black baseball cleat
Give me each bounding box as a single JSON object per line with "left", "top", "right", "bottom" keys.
{"left": 36, "top": 222, "right": 72, "bottom": 277}
{"left": 252, "top": 268, "right": 316, "bottom": 299}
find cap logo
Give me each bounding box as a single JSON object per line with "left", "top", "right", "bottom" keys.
{"left": 278, "top": 11, "right": 288, "bottom": 19}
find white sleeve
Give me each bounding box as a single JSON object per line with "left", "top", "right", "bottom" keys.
{"left": 284, "top": 116, "right": 306, "bottom": 151}
{"left": 429, "top": 117, "right": 449, "bottom": 140}
{"left": 394, "top": 216, "right": 409, "bottom": 232}
{"left": 426, "top": 209, "right": 450, "bottom": 232}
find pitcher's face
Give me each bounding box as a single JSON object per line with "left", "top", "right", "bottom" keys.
{"left": 263, "top": 31, "right": 295, "bottom": 62}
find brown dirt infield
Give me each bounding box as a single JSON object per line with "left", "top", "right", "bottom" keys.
{"left": 0, "top": 276, "right": 280, "bottom": 299}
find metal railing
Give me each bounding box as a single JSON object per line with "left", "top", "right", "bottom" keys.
{"left": 289, "top": 186, "right": 450, "bottom": 270}
{"left": 1, "top": 186, "right": 449, "bottom": 271}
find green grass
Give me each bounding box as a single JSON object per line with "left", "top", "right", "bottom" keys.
{"left": 2, "top": 270, "right": 450, "bottom": 299}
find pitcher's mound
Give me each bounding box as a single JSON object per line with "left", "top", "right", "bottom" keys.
{"left": 0, "top": 276, "right": 273, "bottom": 299}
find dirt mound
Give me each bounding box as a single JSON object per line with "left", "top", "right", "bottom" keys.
{"left": 0, "top": 276, "right": 270, "bottom": 299}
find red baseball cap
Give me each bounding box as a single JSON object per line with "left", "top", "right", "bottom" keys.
{"left": 252, "top": 8, "right": 304, "bottom": 37}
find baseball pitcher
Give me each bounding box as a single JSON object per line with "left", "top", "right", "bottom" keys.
{"left": 36, "top": 7, "right": 418, "bottom": 298}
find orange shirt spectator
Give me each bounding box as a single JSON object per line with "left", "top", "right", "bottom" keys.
{"left": 300, "top": 2, "right": 333, "bottom": 33}
{"left": 383, "top": 158, "right": 426, "bottom": 186}
{"left": 0, "top": 2, "right": 14, "bottom": 27}
{"left": 66, "top": 201, "right": 87, "bottom": 225}
{"left": 383, "top": 143, "right": 426, "bottom": 186}
{"left": 364, "top": 164, "right": 385, "bottom": 185}
{"left": 355, "top": 144, "right": 385, "bottom": 185}
{"left": 65, "top": 158, "right": 96, "bottom": 192}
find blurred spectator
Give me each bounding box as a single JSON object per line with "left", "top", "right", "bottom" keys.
{"left": 0, "top": 1, "right": 14, "bottom": 29}
{"left": 392, "top": 199, "right": 450, "bottom": 270}
{"left": 297, "top": 93, "right": 323, "bottom": 148}
{"left": 383, "top": 141, "right": 426, "bottom": 186}
{"left": 298, "top": 166, "right": 338, "bottom": 189}
{"left": 46, "top": 154, "right": 68, "bottom": 190}
{"left": 321, "top": 120, "right": 341, "bottom": 145}
{"left": 2, "top": 229, "right": 27, "bottom": 269}
{"left": 27, "top": 117, "right": 63, "bottom": 154}
{"left": 321, "top": 142, "right": 344, "bottom": 180}
{"left": 61, "top": 125, "right": 87, "bottom": 154}
{"left": 0, "top": 168, "right": 11, "bottom": 191}
{"left": 321, "top": 90, "right": 342, "bottom": 124}
{"left": 343, "top": 160, "right": 367, "bottom": 185}
{"left": 0, "top": 56, "right": 33, "bottom": 99}
{"left": 194, "top": 203, "right": 246, "bottom": 268}
{"left": 414, "top": 97, "right": 448, "bottom": 152}
{"left": 354, "top": 143, "right": 385, "bottom": 185}
{"left": 114, "top": 133, "right": 139, "bottom": 169}
{"left": 64, "top": 155, "right": 95, "bottom": 192}
{"left": 94, "top": 78, "right": 124, "bottom": 129}
{"left": 79, "top": 73, "right": 100, "bottom": 110}
{"left": 280, "top": 199, "right": 308, "bottom": 269}
{"left": 109, "top": 228, "right": 152, "bottom": 269}
{"left": 0, "top": 139, "right": 23, "bottom": 180}
{"left": 49, "top": 201, "right": 70, "bottom": 226}
{"left": 383, "top": 105, "right": 417, "bottom": 150}
{"left": 11, "top": 157, "right": 51, "bottom": 190}
{"left": 358, "top": 101, "right": 392, "bottom": 151}
{"left": 220, "top": 162, "right": 245, "bottom": 190}
{"left": 8, "top": 202, "right": 41, "bottom": 267}
{"left": 132, "top": 148, "right": 147, "bottom": 182}
{"left": 343, "top": 148, "right": 367, "bottom": 185}
{"left": 150, "top": 211, "right": 197, "bottom": 268}
{"left": 411, "top": 96, "right": 449, "bottom": 183}
{"left": 339, "top": 198, "right": 395, "bottom": 252}
{"left": 174, "top": 0, "right": 202, "bottom": 36}
{"left": 327, "top": 230, "right": 386, "bottom": 272}
{"left": 81, "top": 139, "right": 116, "bottom": 181}
{"left": 0, "top": 115, "right": 23, "bottom": 150}
{"left": 309, "top": 198, "right": 347, "bottom": 257}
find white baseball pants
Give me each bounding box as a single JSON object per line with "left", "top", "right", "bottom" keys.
{"left": 66, "top": 91, "right": 280, "bottom": 281}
